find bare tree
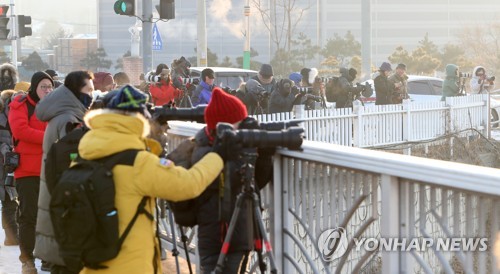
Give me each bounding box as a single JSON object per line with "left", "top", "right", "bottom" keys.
{"left": 251, "top": 0, "right": 312, "bottom": 53}
{"left": 457, "top": 23, "right": 500, "bottom": 76}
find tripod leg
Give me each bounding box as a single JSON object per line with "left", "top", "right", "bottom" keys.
{"left": 166, "top": 203, "right": 181, "bottom": 274}
{"left": 215, "top": 192, "right": 247, "bottom": 274}
{"left": 251, "top": 192, "right": 278, "bottom": 274}
{"left": 178, "top": 226, "right": 194, "bottom": 274}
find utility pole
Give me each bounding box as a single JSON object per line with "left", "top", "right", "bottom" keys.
{"left": 197, "top": 0, "right": 207, "bottom": 66}
{"left": 243, "top": 3, "right": 250, "bottom": 69}
{"left": 361, "top": 0, "right": 372, "bottom": 81}
{"left": 142, "top": 0, "right": 152, "bottom": 73}
{"left": 10, "top": 0, "right": 16, "bottom": 69}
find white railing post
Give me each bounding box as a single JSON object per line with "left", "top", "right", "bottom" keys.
{"left": 402, "top": 99, "right": 411, "bottom": 155}
{"left": 352, "top": 103, "right": 364, "bottom": 147}
{"left": 272, "top": 154, "right": 283, "bottom": 272}
{"left": 484, "top": 93, "right": 491, "bottom": 139}
{"left": 381, "top": 174, "right": 401, "bottom": 273}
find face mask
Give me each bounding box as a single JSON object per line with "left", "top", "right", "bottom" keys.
{"left": 79, "top": 93, "right": 93, "bottom": 109}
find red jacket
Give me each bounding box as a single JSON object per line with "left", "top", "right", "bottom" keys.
{"left": 149, "top": 80, "right": 181, "bottom": 106}
{"left": 8, "top": 95, "right": 47, "bottom": 178}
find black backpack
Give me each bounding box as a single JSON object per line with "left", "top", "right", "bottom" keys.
{"left": 49, "top": 149, "right": 153, "bottom": 272}
{"left": 45, "top": 125, "right": 88, "bottom": 194}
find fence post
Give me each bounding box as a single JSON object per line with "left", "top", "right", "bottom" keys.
{"left": 445, "top": 97, "right": 454, "bottom": 157}
{"left": 483, "top": 93, "right": 491, "bottom": 139}
{"left": 381, "top": 174, "right": 401, "bottom": 273}
{"left": 352, "top": 102, "right": 364, "bottom": 147}
{"left": 402, "top": 99, "right": 411, "bottom": 155}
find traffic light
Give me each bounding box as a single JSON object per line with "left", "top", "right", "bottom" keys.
{"left": 17, "top": 15, "right": 32, "bottom": 38}
{"left": 0, "top": 5, "right": 10, "bottom": 40}
{"left": 156, "top": 0, "right": 175, "bottom": 20}
{"left": 114, "top": 0, "right": 135, "bottom": 16}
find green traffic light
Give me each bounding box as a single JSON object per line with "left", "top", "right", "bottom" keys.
{"left": 114, "top": 0, "right": 134, "bottom": 16}
{"left": 120, "top": 2, "right": 127, "bottom": 13}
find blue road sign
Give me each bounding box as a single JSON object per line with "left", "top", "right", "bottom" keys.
{"left": 152, "top": 23, "right": 163, "bottom": 51}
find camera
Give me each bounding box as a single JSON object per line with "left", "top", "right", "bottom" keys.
{"left": 145, "top": 71, "right": 162, "bottom": 83}
{"left": 180, "top": 77, "right": 200, "bottom": 85}
{"left": 487, "top": 76, "right": 496, "bottom": 82}
{"left": 315, "top": 76, "right": 334, "bottom": 84}
{"left": 355, "top": 82, "right": 374, "bottom": 98}
{"left": 216, "top": 123, "right": 304, "bottom": 151}
{"left": 292, "top": 86, "right": 313, "bottom": 94}
{"left": 150, "top": 104, "right": 206, "bottom": 124}
{"left": 221, "top": 86, "right": 237, "bottom": 95}
{"left": 459, "top": 72, "right": 472, "bottom": 78}
{"left": 3, "top": 151, "right": 19, "bottom": 187}
{"left": 259, "top": 121, "right": 302, "bottom": 131}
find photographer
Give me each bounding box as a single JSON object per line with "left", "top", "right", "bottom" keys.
{"left": 268, "top": 79, "right": 302, "bottom": 114}
{"left": 388, "top": 63, "right": 409, "bottom": 104}
{"left": 441, "top": 64, "right": 460, "bottom": 100}
{"left": 192, "top": 68, "right": 215, "bottom": 106}
{"left": 470, "top": 66, "right": 495, "bottom": 94}
{"left": 337, "top": 67, "right": 363, "bottom": 108}
{"left": 148, "top": 63, "right": 182, "bottom": 106}
{"left": 298, "top": 68, "right": 324, "bottom": 110}
{"left": 374, "top": 62, "right": 393, "bottom": 105}
{"left": 167, "top": 88, "right": 273, "bottom": 273}
{"left": 251, "top": 64, "right": 276, "bottom": 94}
{"left": 244, "top": 79, "right": 269, "bottom": 115}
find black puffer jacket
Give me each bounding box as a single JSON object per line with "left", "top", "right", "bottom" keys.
{"left": 169, "top": 127, "right": 273, "bottom": 258}
{"left": 268, "top": 79, "right": 300, "bottom": 114}
{"left": 374, "top": 72, "right": 392, "bottom": 105}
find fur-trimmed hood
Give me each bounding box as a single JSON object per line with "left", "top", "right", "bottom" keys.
{"left": 0, "top": 63, "right": 18, "bottom": 91}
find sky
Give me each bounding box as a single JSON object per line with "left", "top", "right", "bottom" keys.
{"left": 9, "top": 0, "right": 97, "bottom": 34}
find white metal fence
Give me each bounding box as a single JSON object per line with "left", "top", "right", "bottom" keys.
{"left": 162, "top": 120, "right": 500, "bottom": 274}
{"left": 251, "top": 94, "right": 489, "bottom": 148}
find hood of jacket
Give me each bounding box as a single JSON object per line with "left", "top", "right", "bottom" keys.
{"left": 79, "top": 109, "right": 161, "bottom": 160}
{"left": 0, "top": 63, "right": 18, "bottom": 90}
{"left": 35, "top": 85, "right": 87, "bottom": 122}
{"left": 472, "top": 66, "right": 485, "bottom": 77}
{"left": 339, "top": 67, "right": 349, "bottom": 78}
{"left": 445, "top": 64, "right": 459, "bottom": 79}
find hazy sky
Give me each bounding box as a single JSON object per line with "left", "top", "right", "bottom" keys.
{"left": 12, "top": 0, "right": 97, "bottom": 34}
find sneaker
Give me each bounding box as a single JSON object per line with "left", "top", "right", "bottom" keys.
{"left": 41, "top": 261, "right": 52, "bottom": 272}
{"left": 21, "top": 260, "right": 37, "bottom": 274}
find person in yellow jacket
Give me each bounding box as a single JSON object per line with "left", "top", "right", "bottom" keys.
{"left": 78, "top": 85, "right": 230, "bottom": 274}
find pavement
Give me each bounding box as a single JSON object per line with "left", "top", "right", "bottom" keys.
{"left": 0, "top": 230, "right": 193, "bottom": 274}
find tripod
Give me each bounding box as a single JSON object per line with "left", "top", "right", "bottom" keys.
{"left": 459, "top": 77, "right": 467, "bottom": 96}
{"left": 215, "top": 150, "right": 277, "bottom": 274}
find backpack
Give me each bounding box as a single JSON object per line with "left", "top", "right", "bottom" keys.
{"left": 45, "top": 125, "right": 88, "bottom": 194}
{"left": 49, "top": 149, "right": 152, "bottom": 272}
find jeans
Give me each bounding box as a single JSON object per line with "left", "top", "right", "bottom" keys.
{"left": 16, "top": 176, "right": 39, "bottom": 263}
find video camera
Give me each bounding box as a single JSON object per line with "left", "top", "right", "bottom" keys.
{"left": 221, "top": 86, "right": 237, "bottom": 95}
{"left": 459, "top": 72, "right": 472, "bottom": 78}
{"left": 355, "top": 82, "right": 374, "bottom": 98}
{"left": 180, "top": 77, "right": 200, "bottom": 85}
{"left": 216, "top": 122, "right": 304, "bottom": 151}
{"left": 487, "top": 76, "right": 496, "bottom": 82}
{"left": 150, "top": 104, "right": 206, "bottom": 124}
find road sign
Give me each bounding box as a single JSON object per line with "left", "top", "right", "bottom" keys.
{"left": 152, "top": 23, "right": 163, "bottom": 51}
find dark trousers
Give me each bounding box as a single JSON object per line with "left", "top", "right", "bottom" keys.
{"left": 200, "top": 251, "right": 248, "bottom": 274}
{"left": 16, "top": 176, "right": 40, "bottom": 263}
{"left": 1, "top": 195, "right": 18, "bottom": 243}
{"left": 50, "top": 264, "right": 79, "bottom": 274}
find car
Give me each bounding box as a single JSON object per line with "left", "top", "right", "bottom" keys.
{"left": 189, "top": 67, "right": 258, "bottom": 90}
{"left": 361, "top": 75, "right": 500, "bottom": 127}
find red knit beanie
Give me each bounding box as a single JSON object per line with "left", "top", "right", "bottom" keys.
{"left": 205, "top": 87, "right": 248, "bottom": 131}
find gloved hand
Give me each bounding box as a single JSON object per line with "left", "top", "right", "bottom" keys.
{"left": 211, "top": 125, "right": 241, "bottom": 162}
{"left": 239, "top": 117, "right": 260, "bottom": 130}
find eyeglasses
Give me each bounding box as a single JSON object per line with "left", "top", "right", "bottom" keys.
{"left": 40, "top": 85, "right": 54, "bottom": 90}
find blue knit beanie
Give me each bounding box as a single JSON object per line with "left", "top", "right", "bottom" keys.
{"left": 106, "top": 85, "right": 150, "bottom": 117}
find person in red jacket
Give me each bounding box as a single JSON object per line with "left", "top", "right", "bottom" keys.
{"left": 148, "top": 63, "right": 182, "bottom": 106}
{"left": 9, "top": 71, "right": 53, "bottom": 274}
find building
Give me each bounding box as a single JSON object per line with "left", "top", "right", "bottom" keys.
{"left": 55, "top": 35, "right": 98, "bottom": 74}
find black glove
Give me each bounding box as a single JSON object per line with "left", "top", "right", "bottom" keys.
{"left": 212, "top": 129, "right": 241, "bottom": 162}
{"left": 239, "top": 117, "right": 260, "bottom": 129}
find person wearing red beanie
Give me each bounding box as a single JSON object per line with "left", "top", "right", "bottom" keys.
{"left": 167, "top": 87, "right": 275, "bottom": 273}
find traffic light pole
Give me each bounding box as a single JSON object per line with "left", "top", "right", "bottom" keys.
{"left": 10, "top": 0, "right": 17, "bottom": 69}
{"left": 142, "top": 0, "right": 153, "bottom": 74}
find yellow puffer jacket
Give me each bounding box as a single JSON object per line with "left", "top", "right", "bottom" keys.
{"left": 79, "top": 110, "right": 223, "bottom": 274}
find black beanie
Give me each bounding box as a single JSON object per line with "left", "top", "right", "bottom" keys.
{"left": 28, "top": 71, "right": 54, "bottom": 102}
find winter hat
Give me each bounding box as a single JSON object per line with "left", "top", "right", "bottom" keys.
{"left": 259, "top": 64, "right": 274, "bottom": 77}
{"left": 93, "top": 72, "right": 114, "bottom": 91}
{"left": 308, "top": 68, "right": 319, "bottom": 86}
{"left": 396, "top": 63, "right": 406, "bottom": 70}
{"left": 300, "top": 68, "right": 311, "bottom": 83}
{"left": 14, "top": 81, "right": 30, "bottom": 92}
{"left": 45, "top": 69, "right": 58, "bottom": 78}
{"left": 28, "top": 71, "right": 54, "bottom": 102}
{"left": 289, "top": 72, "right": 302, "bottom": 86}
{"left": 106, "top": 85, "right": 150, "bottom": 118}
{"left": 204, "top": 87, "right": 248, "bottom": 131}
{"left": 379, "top": 62, "right": 392, "bottom": 72}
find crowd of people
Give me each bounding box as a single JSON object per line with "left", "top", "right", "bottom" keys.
{"left": 0, "top": 58, "right": 496, "bottom": 274}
